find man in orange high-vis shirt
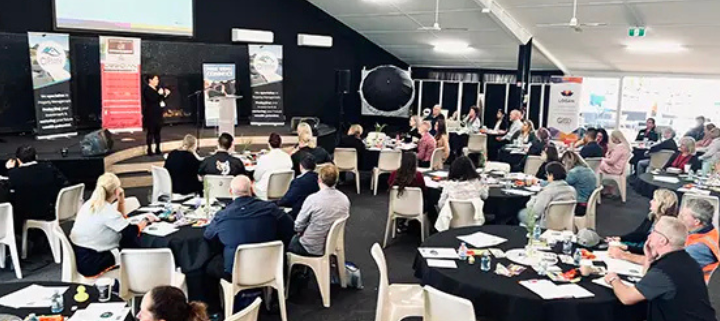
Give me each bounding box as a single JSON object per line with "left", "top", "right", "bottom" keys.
{"left": 679, "top": 198, "right": 720, "bottom": 282}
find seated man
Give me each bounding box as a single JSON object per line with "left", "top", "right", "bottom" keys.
{"left": 518, "top": 162, "right": 576, "bottom": 227}
{"left": 679, "top": 198, "right": 720, "bottom": 282}
{"left": 579, "top": 129, "right": 603, "bottom": 158}
{"left": 276, "top": 155, "right": 319, "bottom": 219}
{"left": 604, "top": 217, "right": 716, "bottom": 321}
{"left": 253, "top": 133, "right": 293, "bottom": 200}
{"left": 198, "top": 132, "right": 246, "bottom": 177}
{"left": 290, "top": 164, "right": 350, "bottom": 257}
{"left": 636, "top": 127, "right": 677, "bottom": 174}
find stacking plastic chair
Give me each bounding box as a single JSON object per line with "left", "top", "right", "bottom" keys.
{"left": 424, "top": 286, "right": 476, "bottom": 321}
{"left": 419, "top": 149, "right": 444, "bottom": 172}
{"left": 151, "top": 166, "right": 173, "bottom": 203}
{"left": 54, "top": 225, "right": 118, "bottom": 285}
{"left": 222, "top": 241, "right": 287, "bottom": 321}
{"left": 204, "top": 175, "right": 234, "bottom": 200}
{"left": 544, "top": 200, "right": 577, "bottom": 231}
{"left": 265, "top": 170, "right": 294, "bottom": 201}
{"left": 286, "top": 216, "right": 348, "bottom": 308}
{"left": 574, "top": 187, "right": 604, "bottom": 231}
{"left": 448, "top": 199, "right": 480, "bottom": 229}
{"left": 120, "top": 249, "right": 186, "bottom": 312}
{"left": 524, "top": 155, "right": 544, "bottom": 176}
{"left": 649, "top": 150, "right": 676, "bottom": 171}
{"left": 22, "top": 183, "right": 84, "bottom": 264}
{"left": 384, "top": 187, "right": 427, "bottom": 247}
{"left": 334, "top": 148, "right": 361, "bottom": 194}
{"left": 226, "top": 297, "right": 262, "bottom": 321}
{"left": 123, "top": 197, "right": 141, "bottom": 215}
{"left": 599, "top": 160, "right": 631, "bottom": 203}
{"left": 584, "top": 157, "right": 603, "bottom": 173}
{"left": 463, "top": 134, "right": 487, "bottom": 159}
{"left": 370, "top": 243, "right": 423, "bottom": 321}
{"left": 372, "top": 150, "right": 402, "bottom": 195}
{"left": 0, "top": 203, "right": 22, "bottom": 279}
{"left": 681, "top": 194, "right": 720, "bottom": 229}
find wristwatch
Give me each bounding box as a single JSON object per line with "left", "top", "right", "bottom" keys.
{"left": 607, "top": 276, "right": 619, "bottom": 284}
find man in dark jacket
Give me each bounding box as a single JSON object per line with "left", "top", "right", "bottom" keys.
{"left": 579, "top": 129, "right": 604, "bottom": 159}
{"left": 636, "top": 128, "right": 677, "bottom": 174}
{"left": 277, "top": 155, "right": 319, "bottom": 219}
{"left": 199, "top": 133, "right": 246, "bottom": 177}
{"left": 685, "top": 116, "right": 706, "bottom": 142}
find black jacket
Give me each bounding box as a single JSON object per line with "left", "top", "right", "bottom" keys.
{"left": 635, "top": 128, "right": 659, "bottom": 142}
{"left": 686, "top": 125, "right": 705, "bottom": 142}
{"left": 198, "top": 151, "right": 246, "bottom": 177}
{"left": 339, "top": 135, "right": 366, "bottom": 161}
{"left": 8, "top": 162, "right": 69, "bottom": 222}
{"left": 276, "top": 171, "right": 320, "bottom": 219}
{"left": 580, "top": 142, "right": 604, "bottom": 158}
{"left": 648, "top": 139, "right": 678, "bottom": 154}
{"left": 141, "top": 85, "right": 166, "bottom": 129}
{"left": 528, "top": 139, "right": 546, "bottom": 156}
{"left": 165, "top": 150, "right": 202, "bottom": 195}
{"left": 291, "top": 146, "right": 332, "bottom": 176}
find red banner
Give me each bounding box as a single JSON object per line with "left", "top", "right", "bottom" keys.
{"left": 100, "top": 36, "right": 142, "bottom": 131}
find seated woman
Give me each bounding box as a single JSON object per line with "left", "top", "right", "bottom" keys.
{"left": 138, "top": 286, "right": 208, "bottom": 321}
{"left": 434, "top": 119, "right": 450, "bottom": 167}
{"left": 435, "top": 156, "right": 488, "bottom": 231}
{"left": 699, "top": 127, "right": 720, "bottom": 175}
{"left": 635, "top": 117, "right": 659, "bottom": 142}
{"left": 696, "top": 123, "right": 716, "bottom": 148}
{"left": 518, "top": 162, "right": 576, "bottom": 227}
{"left": 70, "top": 173, "right": 153, "bottom": 277}
{"left": 405, "top": 115, "right": 422, "bottom": 143}
{"left": 664, "top": 136, "right": 702, "bottom": 172}
{"left": 512, "top": 120, "right": 537, "bottom": 144}
{"left": 528, "top": 128, "right": 550, "bottom": 156}
{"left": 598, "top": 130, "right": 631, "bottom": 176}
{"left": 164, "top": 134, "right": 202, "bottom": 196}
{"left": 338, "top": 124, "right": 367, "bottom": 170}
{"left": 491, "top": 109, "right": 507, "bottom": 131}
{"left": 535, "top": 144, "right": 561, "bottom": 180}
{"left": 291, "top": 131, "right": 332, "bottom": 176}
{"left": 388, "top": 152, "right": 428, "bottom": 233}
{"left": 561, "top": 152, "right": 597, "bottom": 216}
{"left": 596, "top": 128, "right": 609, "bottom": 156}
{"left": 462, "top": 106, "right": 482, "bottom": 133}
{"left": 606, "top": 189, "right": 678, "bottom": 261}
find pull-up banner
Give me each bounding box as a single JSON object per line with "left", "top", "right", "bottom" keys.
{"left": 100, "top": 36, "right": 142, "bottom": 131}
{"left": 203, "top": 63, "right": 237, "bottom": 127}
{"left": 27, "top": 32, "right": 77, "bottom": 139}
{"left": 548, "top": 76, "right": 583, "bottom": 133}
{"left": 248, "top": 45, "right": 284, "bottom": 126}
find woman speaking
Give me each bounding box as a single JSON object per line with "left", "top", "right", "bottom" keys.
{"left": 142, "top": 75, "right": 171, "bottom": 155}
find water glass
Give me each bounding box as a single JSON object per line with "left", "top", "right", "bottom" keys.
{"left": 562, "top": 237, "right": 573, "bottom": 255}
{"left": 96, "top": 278, "right": 114, "bottom": 302}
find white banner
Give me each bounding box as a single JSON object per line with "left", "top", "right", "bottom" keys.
{"left": 203, "top": 64, "right": 237, "bottom": 127}
{"left": 547, "top": 76, "right": 583, "bottom": 133}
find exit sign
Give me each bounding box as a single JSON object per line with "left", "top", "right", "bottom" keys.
{"left": 628, "top": 27, "right": 647, "bottom": 37}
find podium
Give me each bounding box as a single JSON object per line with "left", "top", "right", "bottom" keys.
{"left": 210, "top": 95, "right": 243, "bottom": 151}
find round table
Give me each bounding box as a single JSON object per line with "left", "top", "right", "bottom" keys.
{"left": 633, "top": 172, "right": 720, "bottom": 199}
{"left": 497, "top": 148, "right": 527, "bottom": 173}
{"left": 413, "top": 226, "right": 646, "bottom": 321}
{"left": 0, "top": 281, "right": 130, "bottom": 320}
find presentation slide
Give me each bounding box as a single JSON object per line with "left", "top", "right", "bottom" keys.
{"left": 54, "top": 0, "right": 193, "bottom": 36}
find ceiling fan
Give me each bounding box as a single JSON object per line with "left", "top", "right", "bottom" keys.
{"left": 418, "top": 0, "right": 468, "bottom": 32}
{"left": 536, "top": 0, "right": 607, "bottom": 32}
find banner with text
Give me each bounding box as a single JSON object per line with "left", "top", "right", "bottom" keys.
{"left": 548, "top": 76, "right": 583, "bottom": 133}
{"left": 100, "top": 36, "right": 142, "bottom": 131}
{"left": 249, "top": 45, "right": 284, "bottom": 125}
{"left": 203, "top": 64, "right": 237, "bottom": 127}
{"left": 28, "top": 32, "right": 77, "bottom": 139}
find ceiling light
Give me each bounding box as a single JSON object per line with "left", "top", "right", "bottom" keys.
{"left": 433, "top": 41, "right": 471, "bottom": 54}
{"left": 625, "top": 42, "right": 687, "bottom": 54}
{"left": 482, "top": 7, "right": 491, "bottom": 13}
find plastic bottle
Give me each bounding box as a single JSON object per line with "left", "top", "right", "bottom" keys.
{"left": 562, "top": 236, "right": 573, "bottom": 255}
{"left": 50, "top": 290, "right": 63, "bottom": 314}
{"left": 480, "top": 252, "right": 491, "bottom": 271}
{"left": 532, "top": 224, "right": 542, "bottom": 242}
{"left": 458, "top": 242, "right": 468, "bottom": 261}
{"left": 573, "top": 248, "right": 583, "bottom": 266}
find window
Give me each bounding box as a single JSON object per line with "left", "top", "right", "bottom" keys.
{"left": 578, "top": 77, "right": 621, "bottom": 130}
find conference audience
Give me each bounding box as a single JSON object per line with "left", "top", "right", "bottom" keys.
{"left": 696, "top": 123, "right": 716, "bottom": 148}
{"left": 635, "top": 117, "right": 659, "bottom": 142}
{"left": 686, "top": 116, "right": 707, "bottom": 142}
{"left": 425, "top": 105, "right": 445, "bottom": 136}
{"left": 579, "top": 129, "right": 604, "bottom": 158}
{"left": 518, "top": 162, "right": 576, "bottom": 227}
{"left": 5, "top": 145, "right": 69, "bottom": 234}
{"left": 253, "top": 133, "right": 293, "bottom": 200}
{"left": 198, "top": 133, "right": 246, "bottom": 177}
{"left": 492, "top": 109, "right": 507, "bottom": 131}
{"left": 678, "top": 199, "right": 720, "bottom": 282}
{"left": 204, "top": 175, "right": 294, "bottom": 281}
{"left": 138, "top": 286, "right": 209, "bottom": 321}
{"left": 663, "top": 136, "right": 701, "bottom": 172}
{"left": 406, "top": 115, "right": 422, "bottom": 142}
{"left": 277, "top": 155, "right": 320, "bottom": 219}
{"left": 561, "top": 152, "right": 597, "bottom": 215}
{"left": 436, "top": 156, "right": 488, "bottom": 231}
{"left": 597, "top": 130, "right": 632, "bottom": 185}
{"left": 290, "top": 164, "right": 350, "bottom": 256}
{"left": 462, "top": 106, "right": 482, "bottom": 132}
{"left": 497, "top": 109, "right": 523, "bottom": 142}
{"left": 636, "top": 127, "right": 677, "bottom": 174}
{"left": 70, "top": 173, "right": 150, "bottom": 277}
{"left": 417, "top": 121, "right": 437, "bottom": 168}
{"left": 434, "top": 119, "right": 450, "bottom": 165}
{"left": 605, "top": 216, "right": 716, "bottom": 321}
{"left": 698, "top": 127, "right": 720, "bottom": 174}
{"left": 535, "top": 144, "right": 561, "bottom": 180}
{"left": 511, "top": 119, "right": 536, "bottom": 144}
{"left": 291, "top": 131, "right": 332, "bottom": 176}
{"left": 164, "top": 134, "right": 202, "bottom": 195}
{"left": 528, "top": 128, "right": 550, "bottom": 156}
{"left": 596, "top": 128, "right": 610, "bottom": 156}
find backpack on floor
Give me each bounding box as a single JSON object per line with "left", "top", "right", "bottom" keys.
{"left": 331, "top": 260, "right": 364, "bottom": 289}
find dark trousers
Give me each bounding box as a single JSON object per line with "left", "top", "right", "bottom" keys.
{"left": 73, "top": 245, "right": 116, "bottom": 277}
{"left": 146, "top": 125, "right": 162, "bottom": 152}
{"left": 418, "top": 160, "right": 431, "bottom": 168}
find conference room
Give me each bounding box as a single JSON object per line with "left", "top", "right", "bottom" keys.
{"left": 1, "top": 0, "right": 720, "bottom": 321}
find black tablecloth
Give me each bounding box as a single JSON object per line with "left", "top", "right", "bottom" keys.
{"left": 413, "top": 226, "right": 646, "bottom": 321}
{"left": 0, "top": 281, "right": 130, "bottom": 320}
{"left": 498, "top": 149, "right": 527, "bottom": 173}
{"left": 633, "top": 172, "right": 720, "bottom": 199}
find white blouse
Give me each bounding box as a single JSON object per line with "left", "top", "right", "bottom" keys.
{"left": 70, "top": 201, "right": 129, "bottom": 252}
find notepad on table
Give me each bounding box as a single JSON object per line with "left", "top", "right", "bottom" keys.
{"left": 427, "top": 259, "right": 458, "bottom": 269}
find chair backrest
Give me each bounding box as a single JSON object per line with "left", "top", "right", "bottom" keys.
{"left": 120, "top": 249, "right": 176, "bottom": 296}
{"left": 334, "top": 148, "right": 358, "bottom": 171}
{"left": 151, "top": 166, "right": 172, "bottom": 203}
{"left": 324, "top": 216, "right": 348, "bottom": 257}
{"left": 231, "top": 241, "right": 284, "bottom": 287}
{"left": 370, "top": 243, "right": 389, "bottom": 321}
{"left": 314, "top": 163, "right": 332, "bottom": 174}
{"left": 524, "top": 156, "right": 544, "bottom": 176}
{"left": 467, "top": 134, "right": 487, "bottom": 153}
{"left": 446, "top": 120, "right": 461, "bottom": 129}
{"left": 430, "top": 148, "right": 445, "bottom": 170}
{"left": 378, "top": 150, "right": 402, "bottom": 171}
{"left": 226, "top": 297, "right": 262, "bottom": 321}
{"left": 545, "top": 200, "right": 577, "bottom": 231}
{"left": 650, "top": 150, "right": 676, "bottom": 170}
{"left": 204, "top": 175, "right": 234, "bottom": 199}
{"left": 389, "top": 187, "right": 424, "bottom": 217}
{"left": 54, "top": 225, "right": 78, "bottom": 283}
{"left": 123, "top": 197, "right": 141, "bottom": 215}
{"left": 424, "top": 285, "right": 476, "bottom": 321}
{"left": 56, "top": 183, "right": 85, "bottom": 222}
{"left": 0, "top": 203, "right": 13, "bottom": 241}
{"left": 266, "top": 170, "right": 294, "bottom": 200}
{"left": 448, "top": 200, "right": 476, "bottom": 229}
{"left": 584, "top": 187, "right": 604, "bottom": 230}
{"left": 681, "top": 194, "right": 720, "bottom": 229}
{"left": 584, "top": 157, "right": 603, "bottom": 172}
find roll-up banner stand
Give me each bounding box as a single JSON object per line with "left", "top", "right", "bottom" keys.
{"left": 248, "top": 45, "right": 284, "bottom": 126}
{"left": 100, "top": 36, "right": 143, "bottom": 132}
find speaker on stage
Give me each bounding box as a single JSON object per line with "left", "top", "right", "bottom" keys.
{"left": 335, "top": 69, "right": 350, "bottom": 94}
{"left": 81, "top": 129, "right": 114, "bottom": 157}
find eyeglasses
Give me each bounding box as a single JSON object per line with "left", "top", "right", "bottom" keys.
{"left": 651, "top": 229, "right": 670, "bottom": 242}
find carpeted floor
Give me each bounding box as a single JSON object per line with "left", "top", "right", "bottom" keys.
{"left": 1, "top": 176, "right": 716, "bottom": 321}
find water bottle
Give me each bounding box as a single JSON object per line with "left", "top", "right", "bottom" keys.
{"left": 457, "top": 243, "right": 468, "bottom": 261}
{"left": 573, "top": 248, "right": 583, "bottom": 265}
{"left": 480, "top": 252, "right": 492, "bottom": 271}
{"left": 562, "top": 237, "right": 573, "bottom": 255}
{"left": 50, "top": 290, "right": 63, "bottom": 314}
{"left": 26, "top": 314, "right": 38, "bottom": 321}
{"left": 532, "top": 225, "right": 542, "bottom": 242}
{"left": 537, "top": 259, "right": 547, "bottom": 276}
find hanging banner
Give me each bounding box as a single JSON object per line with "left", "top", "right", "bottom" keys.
{"left": 548, "top": 76, "right": 583, "bottom": 133}
{"left": 248, "top": 45, "right": 284, "bottom": 126}
{"left": 100, "top": 36, "right": 142, "bottom": 131}
{"left": 203, "top": 64, "right": 237, "bottom": 127}
{"left": 27, "top": 32, "right": 77, "bottom": 139}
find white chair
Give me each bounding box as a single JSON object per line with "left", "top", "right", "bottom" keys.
{"left": 222, "top": 241, "right": 287, "bottom": 321}
{"left": 574, "top": 187, "right": 604, "bottom": 231}
{"left": 265, "top": 170, "right": 294, "bottom": 201}
{"left": 123, "top": 197, "right": 141, "bottom": 215}
{"left": 226, "top": 297, "right": 262, "bottom": 321}
{"left": 544, "top": 200, "right": 577, "bottom": 231}
{"left": 524, "top": 155, "right": 544, "bottom": 176}
{"left": 446, "top": 120, "right": 461, "bottom": 129}
{"left": 599, "top": 160, "right": 631, "bottom": 203}
{"left": 463, "top": 134, "right": 488, "bottom": 162}
{"left": 681, "top": 194, "right": 720, "bottom": 229}
{"left": 54, "top": 225, "right": 118, "bottom": 285}
{"left": 370, "top": 243, "right": 423, "bottom": 321}
{"left": 151, "top": 166, "right": 173, "bottom": 203}
{"left": 584, "top": 157, "right": 603, "bottom": 173}
{"left": 286, "top": 216, "right": 348, "bottom": 308}
{"left": 0, "top": 203, "right": 22, "bottom": 279}
{"left": 384, "top": 187, "right": 427, "bottom": 247}
{"left": 119, "top": 249, "right": 186, "bottom": 311}
{"left": 649, "top": 150, "right": 676, "bottom": 171}
{"left": 419, "top": 149, "right": 444, "bottom": 172}
{"left": 424, "top": 285, "right": 476, "bottom": 321}
{"left": 448, "top": 199, "right": 478, "bottom": 229}
{"left": 372, "top": 150, "right": 402, "bottom": 195}
{"left": 334, "top": 148, "right": 361, "bottom": 194}
{"left": 22, "top": 183, "right": 84, "bottom": 263}
{"left": 204, "top": 175, "right": 234, "bottom": 200}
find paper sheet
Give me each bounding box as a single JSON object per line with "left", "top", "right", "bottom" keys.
{"left": 427, "top": 259, "right": 458, "bottom": 269}
{"left": 137, "top": 207, "right": 164, "bottom": 213}
{"left": 142, "top": 222, "right": 178, "bottom": 237}
{"left": 593, "top": 251, "right": 644, "bottom": 277}
{"left": 525, "top": 185, "right": 542, "bottom": 192}
{"left": 502, "top": 189, "right": 535, "bottom": 196}
{"left": 430, "top": 171, "right": 449, "bottom": 178}
{"left": 519, "top": 280, "right": 568, "bottom": 299}
{"left": 69, "top": 302, "right": 130, "bottom": 321}
{"left": 556, "top": 284, "right": 595, "bottom": 298}
{"left": 653, "top": 175, "right": 680, "bottom": 184}
{"left": 677, "top": 187, "right": 711, "bottom": 195}
{"left": 418, "top": 248, "right": 460, "bottom": 259}
{"left": 457, "top": 231, "right": 507, "bottom": 248}
{"left": 0, "top": 285, "right": 69, "bottom": 308}
{"left": 592, "top": 277, "right": 636, "bottom": 289}
{"left": 127, "top": 213, "right": 160, "bottom": 225}
{"left": 424, "top": 176, "right": 441, "bottom": 189}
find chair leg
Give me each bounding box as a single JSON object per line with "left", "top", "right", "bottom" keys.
{"left": 41, "top": 226, "right": 61, "bottom": 264}
{"left": 285, "top": 263, "right": 294, "bottom": 299}
{"left": 316, "top": 262, "right": 331, "bottom": 308}
{"left": 373, "top": 171, "right": 379, "bottom": 196}
{"left": 418, "top": 216, "right": 426, "bottom": 243}
{"left": 221, "top": 283, "right": 234, "bottom": 319}
{"left": 335, "top": 251, "right": 347, "bottom": 288}
{"left": 0, "top": 245, "right": 5, "bottom": 268}
{"left": 383, "top": 216, "right": 394, "bottom": 248}
{"left": 21, "top": 224, "right": 28, "bottom": 260}
{"left": 9, "top": 244, "right": 21, "bottom": 279}
{"left": 354, "top": 170, "right": 360, "bottom": 194}
{"left": 619, "top": 178, "right": 627, "bottom": 203}
{"left": 275, "top": 283, "right": 288, "bottom": 321}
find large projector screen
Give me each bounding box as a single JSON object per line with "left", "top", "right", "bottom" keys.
{"left": 54, "top": 0, "right": 194, "bottom": 36}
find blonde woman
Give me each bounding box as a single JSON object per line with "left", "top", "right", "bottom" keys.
{"left": 70, "top": 173, "right": 153, "bottom": 276}
{"left": 699, "top": 127, "right": 720, "bottom": 175}
{"left": 664, "top": 136, "right": 701, "bottom": 172}
{"left": 606, "top": 188, "right": 678, "bottom": 264}
{"left": 164, "top": 134, "right": 202, "bottom": 195}
{"left": 406, "top": 115, "right": 422, "bottom": 142}
{"left": 291, "top": 131, "right": 332, "bottom": 175}
{"left": 339, "top": 124, "right": 367, "bottom": 169}
{"left": 295, "top": 122, "right": 316, "bottom": 148}
{"left": 598, "top": 130, "right": 631, "bottom": 176}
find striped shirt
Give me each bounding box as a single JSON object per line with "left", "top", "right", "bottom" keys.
{"left": 295, "top": 187, "right": 350, "bottom": 255}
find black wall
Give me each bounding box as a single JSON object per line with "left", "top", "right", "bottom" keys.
{"left": 0, "top": 0, "right": 407, "bottom": 133}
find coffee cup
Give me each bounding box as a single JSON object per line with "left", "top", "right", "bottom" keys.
{"left": 95, "top": 277, "right": 114, "bottom": 302}
{"left": 580, "top": 260, "right": 593, "bottom": 276}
